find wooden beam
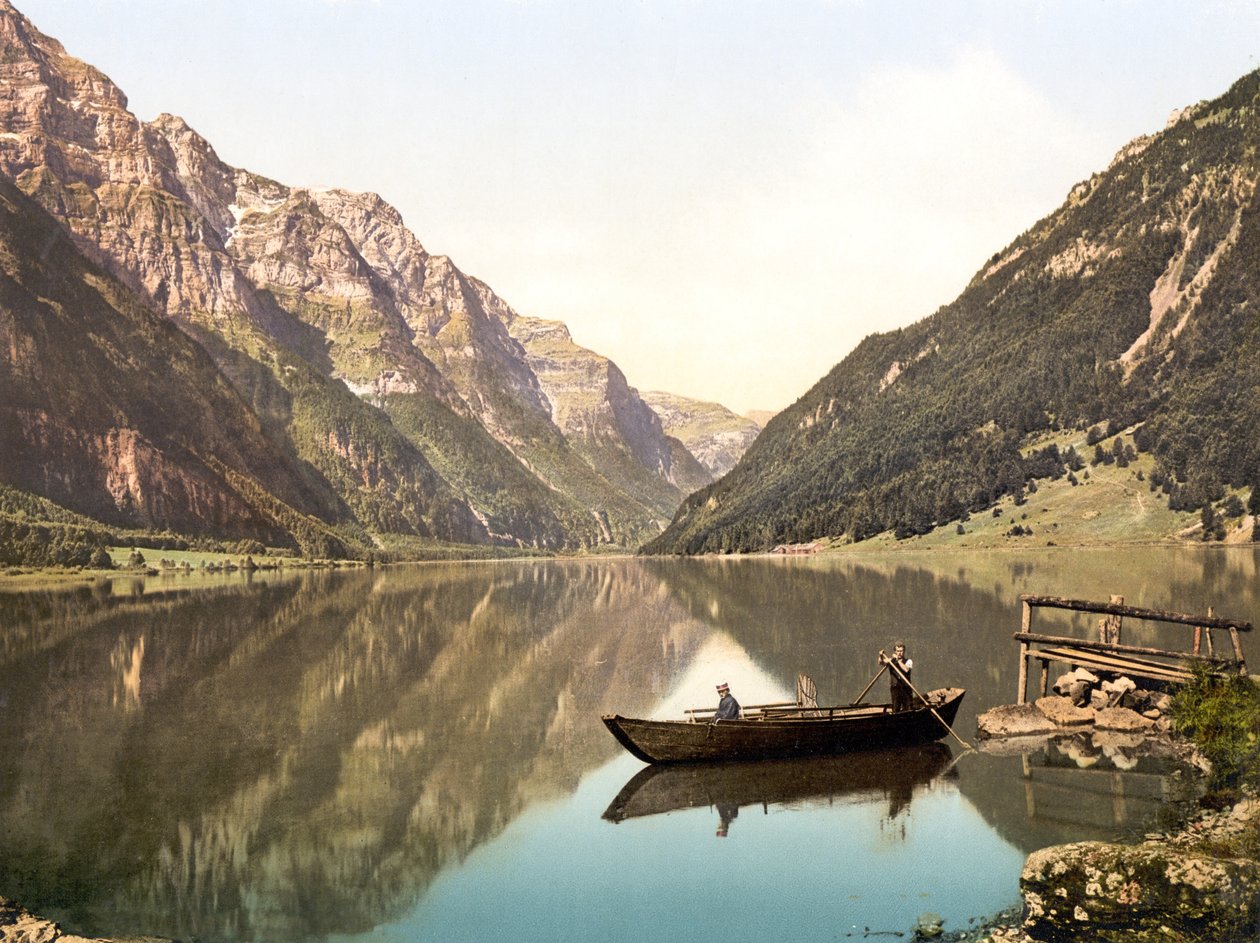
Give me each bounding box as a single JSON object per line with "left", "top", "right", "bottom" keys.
{"left": 1019, "top": 594, "right": 1252, "bottom": 632}
{"left": 1013, "top": 631, "right": 1237, "bottom": 665}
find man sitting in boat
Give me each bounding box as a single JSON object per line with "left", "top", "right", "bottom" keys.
{"left": 713, "top": 682, "right": 741, "bottom": 721}
{"left": 880, "top": 642, "right": 915, "bottom": 713}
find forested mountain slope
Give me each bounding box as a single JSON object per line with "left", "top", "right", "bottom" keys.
{"left": 649, "top": 71, "right": 1260, "bottom": 553}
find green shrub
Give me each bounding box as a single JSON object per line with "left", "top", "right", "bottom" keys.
{"left": 1169, "top": 664, "right": 1260, "bottom": 788}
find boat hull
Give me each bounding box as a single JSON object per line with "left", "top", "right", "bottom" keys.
{"left": 602, "top": 687, "right": 965, "bottom": 764}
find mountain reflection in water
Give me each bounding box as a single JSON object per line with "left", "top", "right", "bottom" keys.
{"left": 0, "top": 549, "right": 1250, "bottom": 942}
{"left": 602, "top": 742, "right": 957, "bottom": 832}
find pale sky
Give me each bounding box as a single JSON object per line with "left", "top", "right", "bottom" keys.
{"left": 15, "top": 1, "right": 1260, "bottom": 413}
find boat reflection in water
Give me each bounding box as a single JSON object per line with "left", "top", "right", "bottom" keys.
{"left": 602, "top": 742, "right": 956, "bottom": 836}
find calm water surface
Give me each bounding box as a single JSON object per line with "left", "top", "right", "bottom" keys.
{"left": 1, "top": 548, "right": 1255, "bottom": 942}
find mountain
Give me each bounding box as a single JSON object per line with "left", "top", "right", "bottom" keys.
{"left": 0, "top": 171, "right": 382, "bottom": 557}
{"left": 648, "top": 71, "right": 1260, "bottom": 554}
{"left": 0, "top": 0, "right": 712, "bottom": 554}
{"left": 638, "top": 391, "right": 762, "bottom": 478}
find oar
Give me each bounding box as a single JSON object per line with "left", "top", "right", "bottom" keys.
{"left": 851, "top": 663, "right": 889, "bottom": 705}
{"left": 884, "top": 655, "right": 973, "bottom": 751}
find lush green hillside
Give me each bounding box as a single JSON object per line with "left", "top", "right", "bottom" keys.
{"left": 648, "top": 71, "right": 1260, "bottom": 554}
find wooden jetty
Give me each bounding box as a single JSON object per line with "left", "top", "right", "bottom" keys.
{"left": 1013, "top": 594, "right": 1251, "bottom": 704}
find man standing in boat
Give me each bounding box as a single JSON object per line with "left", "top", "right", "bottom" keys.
{"left": 880, "top": 642, "right": 915, "bottom": 712}
{"left": 713, "top": 682, "right": 741, "bottom": 721}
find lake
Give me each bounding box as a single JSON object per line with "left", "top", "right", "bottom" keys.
{"left": 0, "top": 548, "right": 1254, "bottom": 942}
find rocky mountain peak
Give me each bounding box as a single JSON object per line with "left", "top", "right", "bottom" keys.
{"left": 147, "top": 112, "right": 238, "bottom": 235}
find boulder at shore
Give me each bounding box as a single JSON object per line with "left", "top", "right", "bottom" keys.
{"left": 977, "top": 703, "right": 1058, "bottom": 739}
{"left": 1020, "top": 796, "right": 1260, "bottom": 942}
{"left": 1022, "top": 841, "right": 1259, "bottom": 941}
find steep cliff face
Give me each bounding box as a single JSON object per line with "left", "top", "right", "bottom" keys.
{"left": 0, "top": 0, "right": 716, "bottom": 550}
{"left": 639, "top": 391, "right": 762, "bottom": 478}
{"left": 651, "top": 70, "right": 1260, "bottom": 553}
{"left": 0, "top": 173, "right": 348, "bottom": 549}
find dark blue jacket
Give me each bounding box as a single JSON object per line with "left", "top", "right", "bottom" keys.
{"left": 714, "top": 694, "right": 741, "bottom": 721}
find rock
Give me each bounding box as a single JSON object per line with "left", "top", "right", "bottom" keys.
{"left": 1021, "top": 840, "right": 1260, "bottom": 941}
{"left": 977, "top": 703, "right": 1058, "bottom": 739}
{"left": 1051, "top": 672, "right": 1073, "bottom": 695}
{"left": 1052, "top": 668, "right": 1098, "bottom": 698}
{"left": 0, "top": 896, "right": 107, "bottom": 942}
{"left": 1067, "top": 680, "right": 1092, "bottom": 706}
{"left": 1088, "top": 689, "right": 1109, "bottom": 710}
{"left": 1094, "top": 706, "right": 1155, "bottom": 733}
{"left": 1099, "top": 676, "right": 1136, "bottom": 706}
{"left": 1035, "top": 695, "right": 1096, "bottom": 726}
{"left": 913, "top": 912, "right": 944, "bottom": 939}
{"left": 1141, "top": 708, "right": 1161, "bottom": 720}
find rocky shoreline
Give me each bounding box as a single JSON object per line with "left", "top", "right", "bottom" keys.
{"left": 959, "top": 789, "right": 1259, "bottom": 943}
{"left": 965, "top": 681, "right": 1259, "bottom": 943}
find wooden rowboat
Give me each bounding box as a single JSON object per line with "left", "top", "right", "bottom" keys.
{"left": 601, "top": 687, "right": 965, "bottom": 764}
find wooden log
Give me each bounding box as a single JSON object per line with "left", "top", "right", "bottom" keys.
{"left": 1017, "top": 640, "right": 1030, "bottom": 705}
{"left": 1013, "top": 631, "right": 1237, "bottom": 666}
{"left": 1230, "top": 627, "right": 1248, "bottom": 674}
{"left": 1192, "top": 610, "right": 1217, "bottom": 655}
{"left": 1018, "top": 600, "right": 1032, "bottom": 704}
{"left": 1019, "top": 594, "right": 1252, "bottom": 632}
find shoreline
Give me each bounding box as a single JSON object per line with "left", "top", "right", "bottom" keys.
{"left": 5, "top": 539, "right": 1259, "bottom": 592}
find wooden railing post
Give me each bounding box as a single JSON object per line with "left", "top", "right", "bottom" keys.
{"left": 1017, "top": 599, "right": 1032, "bottom": 704}
{"left": 1230, "top": 627, "right": 1247, "bottom": 675}
{"left": 1099, "top": 594, "right": 1124, "bottom": 644}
